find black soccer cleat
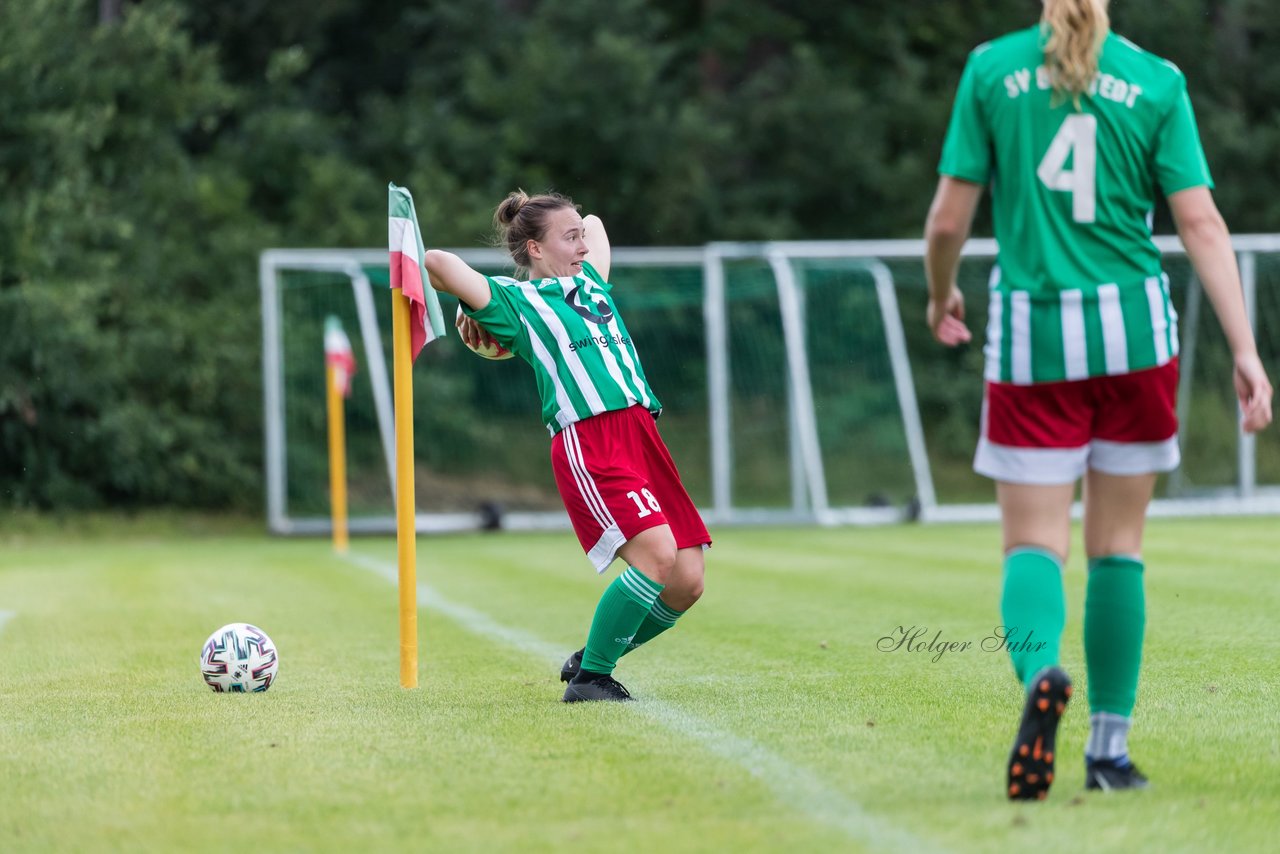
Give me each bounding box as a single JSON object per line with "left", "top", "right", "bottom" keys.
{"left": 560, "top": 648, "right": 584, "bottom": 683}
{"left": 1086, "top": 758, "right": 1150, "bottom": 792}
{"left": 562, "top": 673, "right": 633, "bottom": 703}
{"left": 1007, "top": 666, "right": 1072, "bottom": 801}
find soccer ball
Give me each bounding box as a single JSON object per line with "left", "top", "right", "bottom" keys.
{"left": 456, "top": 304, "right": 513, "bottom": 360}
{"left": 199, "top": 623, "right": 279, "bottom": 693}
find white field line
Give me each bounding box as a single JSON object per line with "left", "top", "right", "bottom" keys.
{"left": 343, "top": 551, "right": 942, "bottom": 854}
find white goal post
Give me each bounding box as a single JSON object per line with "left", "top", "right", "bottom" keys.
{"left": 261, "top": 236, "right": 1280, "bottom": 535}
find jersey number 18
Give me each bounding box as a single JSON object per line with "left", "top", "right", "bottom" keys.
{"left": 1037, "top": 113, "right": 1097, "bottom": 223}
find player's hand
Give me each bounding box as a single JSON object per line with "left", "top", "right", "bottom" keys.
{"left": 1233, "top": 351, "right": 1273, "bottom": 433}
{"left": 927, "top": 286, "right": 972, "bottom": 347}
{"left": 455, "top": 312, "right": 496, "bottom": 351}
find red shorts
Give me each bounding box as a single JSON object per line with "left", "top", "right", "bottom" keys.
{"left": 551, "top": 405, "right": 711, "bottom": 573}
{"left": 975, "top": 359, "right": 1180, "bottom": 484}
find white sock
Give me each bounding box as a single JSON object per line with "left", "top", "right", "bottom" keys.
{"left": 1086, "top": 711, "right": 1132, "bottom": 762}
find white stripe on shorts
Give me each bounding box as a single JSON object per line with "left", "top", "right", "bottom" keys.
{"left": 563, "top": 423, "right": 612, "bottom": 532}
{"left": 974, "top": 438, "right": 1088, "bottom": 485}
{"left": 587, "top": 526, "right": 627, "bottom": 574}
{"left": 563, "top": 423, "right": 627, "bottom": 574}
{"left": 974, "top": 435, "right": 1180, "bottom": 484}
{"left": 1090, "top": 437, "right": 1180, "bottom": 476}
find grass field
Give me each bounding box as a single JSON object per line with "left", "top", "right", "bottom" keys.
{"left": 0, "top": 515, "right": 1276, "bottom": 853}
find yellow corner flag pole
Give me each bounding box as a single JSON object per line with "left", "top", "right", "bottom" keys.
{"left": 389, "top": 180, "right": 444, "bottom": 690}
{"left": 324, "top": 363, "right": 350, "bottom": 554}
{"left": 390, "top": 289, "right": 419, "bottom": 689}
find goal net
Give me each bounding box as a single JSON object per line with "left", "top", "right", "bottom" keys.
{"left": 261, "top": 236, "right": 1280, "bottom": 534}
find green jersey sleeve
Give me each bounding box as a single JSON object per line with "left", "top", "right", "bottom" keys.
{"left": 938, "top": 52, "right": 993, "bottom": 183}
{"left": 461, "top": 277, "right": 524, "bottom": 346}
{"left": 1153, "top": 77, "right": 1213, "bottom": 195}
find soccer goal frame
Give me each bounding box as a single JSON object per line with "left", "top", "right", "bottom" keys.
{"left": 706, "top": 235, "right": 1280, "bottom": 524}
{"left": 261, "top": 235, "right": 1280, "bottom": 535}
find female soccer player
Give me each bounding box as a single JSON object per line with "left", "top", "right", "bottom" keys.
{"left": 924, "top": 0, "right": 1272, "bottom": 799}
{"left": 423, "top": 190, "right": 710, "bottom": 703}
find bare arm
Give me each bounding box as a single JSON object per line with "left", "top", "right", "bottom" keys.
{"left": 924, "top": 176, "right": 983, "bottom": 346}
{"left": 583, "top": 214, "right": 611, "bottom": 282}
{"left": 423, "top": 249, "right": 490, "bottom": 309}
{"left": 1168, "top": 186, "right": 1272, "bottom": 432}
{"left": 423, "top": 249, "right": 497, "bottom": 349}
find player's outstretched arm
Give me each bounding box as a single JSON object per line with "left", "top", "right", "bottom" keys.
{"left": 423, "top": 250, "right": 497, "bottom": 349}
{"left": 424, "top": 250, "right": 490, "bottom": 310}
{"left": 583, "top": 214, "right": 611, "bottom": 282}
{"left": 1169, "top": 186, "right": 1273, "bottom": 432}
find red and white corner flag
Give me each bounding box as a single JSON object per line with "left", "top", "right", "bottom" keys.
{"left": 324, "top": 316, "right": 357, "bottom": 397}
{"left": 388, "top": 183, "right": 447, "bottom": 362}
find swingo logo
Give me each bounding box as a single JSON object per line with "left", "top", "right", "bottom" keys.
{"left": 567, "top": 284, "right": 614, "bottom": 325}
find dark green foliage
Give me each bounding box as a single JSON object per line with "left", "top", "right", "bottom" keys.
{"left": 0, "top": 0, "right": 258, "bottom": 509}
{"left": 1, "top": 0, "right": 1274, "bottom": 509}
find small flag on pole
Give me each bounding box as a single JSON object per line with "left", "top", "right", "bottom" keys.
{"left": 323, "top": 315, "right": 353, "bottom": 554}
{"left": 324, "top": 316, "right": 357, "bottom": 397}
{"left": 388, "top": 182, "right": 447, "bottom": 362}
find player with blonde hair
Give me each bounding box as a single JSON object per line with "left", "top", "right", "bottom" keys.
{"left": 925, "top": 0, "right": 1272, "bottom": 799}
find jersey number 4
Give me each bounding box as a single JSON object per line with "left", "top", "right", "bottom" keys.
{"left": 1037, "top": 114, "right": 1097, "bottom": 223}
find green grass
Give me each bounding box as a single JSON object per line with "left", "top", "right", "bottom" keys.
{"left": 0, "top": 517, "right": 1277, "bottom": 852}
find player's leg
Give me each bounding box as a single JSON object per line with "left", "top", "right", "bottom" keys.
{"left": 561, "top": 541, "right": 705, "bottom": 681}
{"left": 1079, "top": 361, "right": 1177, "bottom": 789}
{"left": 1080, "top": 470, "right": 1155, "bottom": 790}
{"left": 979, "top": 379, "right": 1083, "bottom": 688}
{"left": 563, "top": 525, "right": 676, "bottom": 701}
{"left": 566, "top": 507, "right": 702, "bottom": 690}
{"left": 996, "top": 481, "right": 1074, "bottom": 685}
{"left": 561, "top": 546, "right": 706, "bottom": 682}
{"left": 550, "top": 415, "right": 667, "bottom": 701}
{"left": 622, "top": 544, "right": 704, "bottom": 655}
{"left": 997, "top": 480, "right": 1076, "bottom": 801}
{"left": 615, "top": 415, "right": 710, "bottom": 658}
{"left": 557, "top": 408, "right": 710, "bottom": 700}
{"left": 977, "top": 378, "right": 1089, "bottom": 800}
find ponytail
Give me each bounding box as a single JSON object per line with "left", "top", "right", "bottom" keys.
{"left": 1041, "top": 0, "right": 1110, "bottom": 103}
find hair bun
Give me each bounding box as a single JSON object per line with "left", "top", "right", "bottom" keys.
{"left": 496, "top": 189, "right": 530, "bottom": 226}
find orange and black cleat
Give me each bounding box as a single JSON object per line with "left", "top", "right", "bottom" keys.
{"left": 1007, "top": 666, "right": 1072, "bottom": 801}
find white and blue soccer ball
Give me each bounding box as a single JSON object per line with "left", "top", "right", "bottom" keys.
{"left": 199, "top": 623, "right": 279, "bottom": 693}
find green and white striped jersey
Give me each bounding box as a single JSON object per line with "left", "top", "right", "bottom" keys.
{"left": 983, "top": 269, "right": 1178, "bottom": 384}
{"left": 939, "top": 27, "right": 1212, "bottom": 383}
{"left": 463, "top": 261, "right": 661, "bottom": 434}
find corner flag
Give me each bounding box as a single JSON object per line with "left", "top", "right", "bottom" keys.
{"left": 388, "top": 183, "right": 447, "bottom": 362}
{"left": 323, "top": 316, "right": 353, "bottom": 554}
{"left": 323, "top": 316, "right": 357, "bottom": 397}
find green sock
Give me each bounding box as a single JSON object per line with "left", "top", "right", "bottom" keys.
{"left": 621, "top": 598, "right": 685, "bottom": 657}
{"left": 580, "top": 566, "right": 663, "bottom": 676}
{"left": 999, "top": 547, "right": 1066, "bottom": 688}
{"left": 1084, "top": 555, "right": 1145, "bottom": 716}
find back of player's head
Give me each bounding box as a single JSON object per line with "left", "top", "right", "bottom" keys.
{"left": 1041, "top": 0, "right": 1110, "bottom": 100}
{"left": 493, "top": 190, "right": 580, "bottom": 271}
